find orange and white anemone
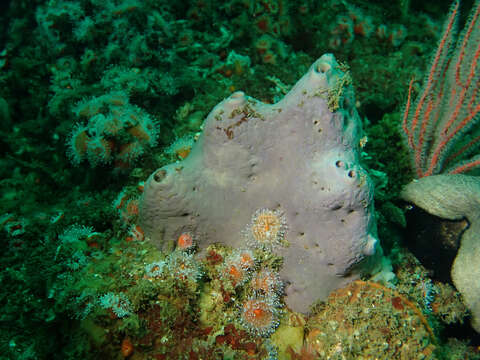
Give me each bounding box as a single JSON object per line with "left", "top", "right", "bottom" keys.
{"left": 240, "top": 296, "right": 281, "bottom": 337}
{"left": 244, "top": 208, "right": 287, "bottom": 251}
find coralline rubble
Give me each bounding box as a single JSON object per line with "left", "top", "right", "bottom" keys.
{"left": 140, "top": 54, "right": 388, "bottom": 312}
{"left": 305, "top": 281, "right": 436, "bottom": 358}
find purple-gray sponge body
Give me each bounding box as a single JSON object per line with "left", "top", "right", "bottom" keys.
{"left": 140, "top": 54, "right": 384, "bottom": 312}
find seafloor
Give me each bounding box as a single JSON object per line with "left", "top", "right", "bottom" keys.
{"left": 0, "top": 0, "right": 479, "bottom": 359}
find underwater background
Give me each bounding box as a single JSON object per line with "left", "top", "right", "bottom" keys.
{"left": 1, "top": 0, "right": 479, "bottom": 359}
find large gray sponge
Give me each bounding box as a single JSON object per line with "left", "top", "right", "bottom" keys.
{"left": 140, "top": 54, "right": 386, "bottom": 312}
